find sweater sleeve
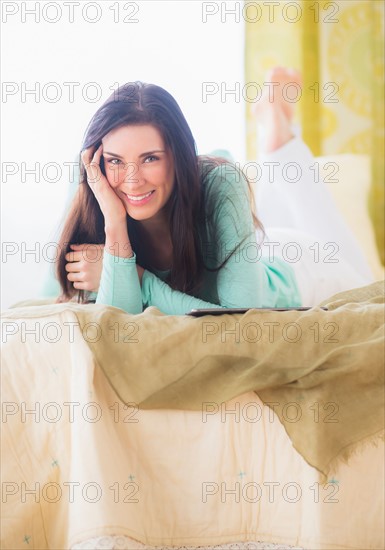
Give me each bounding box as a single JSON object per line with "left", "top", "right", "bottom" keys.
{"left": 140, "top": 270, "right": 223, "bottom": 314}
{"left": 95, "top": 250, "right": 143, "bottom": 314}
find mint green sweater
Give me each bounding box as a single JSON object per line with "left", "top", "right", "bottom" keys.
{"left": 94, "top": 164, "right": 302, "bottom": 315}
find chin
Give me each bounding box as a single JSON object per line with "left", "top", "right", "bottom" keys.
{"left": 126, "top": 208, "right": 156, "bottom": 221}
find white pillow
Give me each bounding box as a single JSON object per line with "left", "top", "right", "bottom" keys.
{"left": 317, "top": 154, "right": 384, "bottom": 281}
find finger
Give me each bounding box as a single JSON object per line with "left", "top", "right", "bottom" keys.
{"left": 69, "top": 244, "right": 104, "bottom": 261}
{"left": 70, "top": 277, "right": 93, "bottom": 291}
{"left": 65, "top": 262, "right": 81, "bottom": 272}
{"left": 65, "top": 251, "right": 81, "bottom": 262}
{"left": 81, "top": 146, "right": 95, "bottom": 167}
{"left": 70, "top": 243, "right": 89, "bottom": 249}
{"left": 72, "top": 281, "right": 88, "bottom": 290}
{"left": 67, "top": 271, "right": 84, "bottom": 282}
{"left": 82, "top": 144, "right": 101, "bottom": 166}
{"left": 85, "top": 153, "right": 102, "bottom": 184}
{"left": 92, "top": 144, "right": 103, "bottom": 164}
{"left": 81, "top": 147, "right": 101, "bottom": 183}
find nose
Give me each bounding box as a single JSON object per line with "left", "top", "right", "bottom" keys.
{"left": 122, "top": 162, "right": 144, "bottom": 190}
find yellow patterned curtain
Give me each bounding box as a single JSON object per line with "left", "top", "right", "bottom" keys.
{"left": 245, "top": 0, "right": 384, "bottom": 265}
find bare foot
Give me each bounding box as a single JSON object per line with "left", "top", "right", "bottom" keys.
{"left": 253, "top": 67, "right": 303, "bottom": 153}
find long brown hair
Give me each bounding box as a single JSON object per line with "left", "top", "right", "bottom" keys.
{"left": 55, "top": 81, "right": 265, "bottom": 304}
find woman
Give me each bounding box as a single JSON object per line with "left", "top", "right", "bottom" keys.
{"left": 56, "top": 69, "right": 373, "bottom": 315}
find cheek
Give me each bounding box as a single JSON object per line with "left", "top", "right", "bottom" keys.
{"left": 153, "top": 165, "right": 174, "bottom": 188}
{"left": 143, "top": 165, "right": 163, "bottom": 184}
{"left": 106, "top": 167, "right": 126, "bottom": 187}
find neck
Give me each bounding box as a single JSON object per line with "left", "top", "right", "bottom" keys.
{"left": 138, "top": 212, "right": 171, "bottom": 246}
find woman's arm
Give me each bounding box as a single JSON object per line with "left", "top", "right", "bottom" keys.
{"left": 78, "top": 144, "right": 144, "bottom": 313}
{"left": 95, "top": 222, "right": 143, "bottom": 313}
{"left": 94, "top": 251, "right": 223, "bottom": 315}
{"left": 95, "top": 250, "right": 143, "bottom": 314}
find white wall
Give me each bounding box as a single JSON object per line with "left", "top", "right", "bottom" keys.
{"left": 1, "top": 0, "right": 247, "bottom": 309}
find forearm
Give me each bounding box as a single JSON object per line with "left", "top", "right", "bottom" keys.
{"left": 93, "top": 221, "right": 143, "bottom": 313}
{"left": 141, "top": 270, "right": 224, "bottom": 315}
{"left": 95, "top": 249, "right": 143, "bottom": 313}
{"left": 104, "top": 221, "right": 144, "bottom": 284}
{"left": 104, "top": 221, "right": 134, "bottom": 259}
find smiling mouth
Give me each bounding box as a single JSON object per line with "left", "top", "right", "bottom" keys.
{"left": 124, "top": 190, "right": 155, "bottom": 203}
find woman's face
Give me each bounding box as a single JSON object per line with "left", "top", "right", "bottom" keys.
{"left": 101, "top": 124, "right": 175, "bottom": 224}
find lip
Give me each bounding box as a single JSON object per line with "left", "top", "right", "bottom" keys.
{"left": 124, "top": 190, "right": 155, "bottom": 206}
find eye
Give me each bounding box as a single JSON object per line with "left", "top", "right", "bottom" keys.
{"left": 106, "top": 158, "right": 122, "bottom": 166}
{"left": 144, "top": 155, "right": 158, "bottom": 163}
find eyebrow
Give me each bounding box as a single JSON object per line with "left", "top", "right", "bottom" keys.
{"left": 103, "top": 149, "right": 165, "bottom": 159}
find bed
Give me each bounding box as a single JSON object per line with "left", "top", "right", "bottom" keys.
{"left": 1, "top": 154, "right": 384, "bottom": 549}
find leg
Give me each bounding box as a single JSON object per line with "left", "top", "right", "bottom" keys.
{"left": 253, "top": 68, "right": 374, "bottom": 283}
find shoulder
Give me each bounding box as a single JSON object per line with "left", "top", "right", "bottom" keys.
{"left": 199, "top": 158, "right": 250, "bottom": 206}
{"left": 198, "top": 159, "right": 256, "bottom": 241}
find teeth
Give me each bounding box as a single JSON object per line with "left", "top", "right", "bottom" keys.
{"left": 126, "top": 191, "right": 153, "bottom": 201}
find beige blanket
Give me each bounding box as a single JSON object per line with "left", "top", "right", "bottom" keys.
{"left": 1, "top": 281, "right": 384, "bottom": 549}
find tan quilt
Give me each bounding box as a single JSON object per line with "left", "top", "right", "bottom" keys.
{"left": 1, "top": 281, "right": 384, "bottom": 549}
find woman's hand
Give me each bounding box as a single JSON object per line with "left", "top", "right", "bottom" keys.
{"left": 65, "top": 243, "right": 104, "bottom": 292}
{"left": 65, "top": 243, "right": 146, "bottom": 291}
{"left": 81, "top": 144, "right": 127, "bottom": 225}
